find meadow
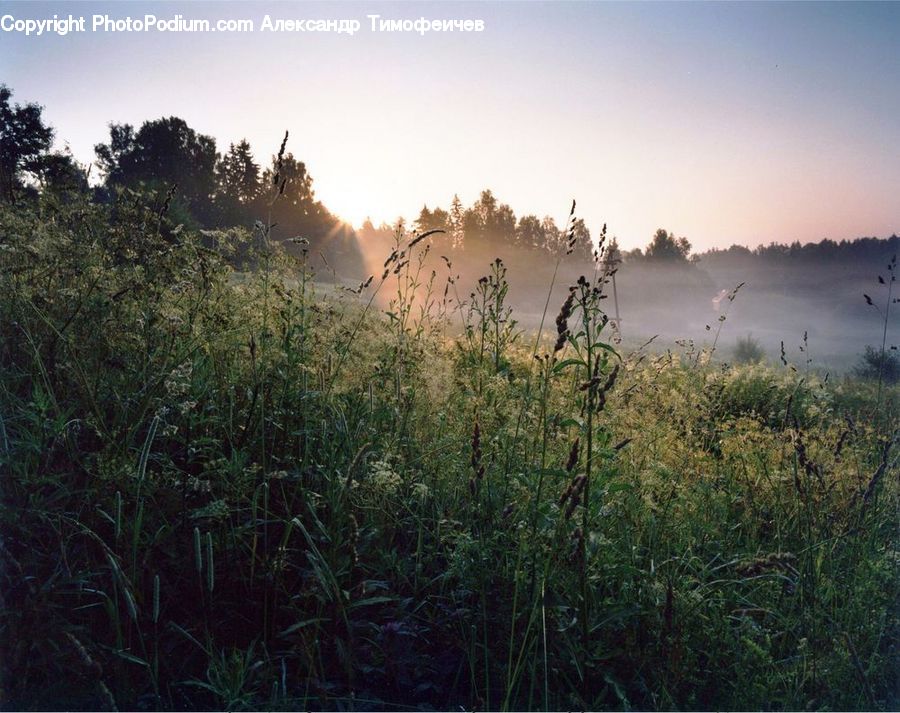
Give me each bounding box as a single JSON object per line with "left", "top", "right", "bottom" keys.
{"left": 0, "top": 192, "right": 897, "bottom": 711}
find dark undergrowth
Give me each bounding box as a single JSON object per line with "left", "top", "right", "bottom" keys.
{"left": 1, "top": 192, "right": 897, "bottom": 711}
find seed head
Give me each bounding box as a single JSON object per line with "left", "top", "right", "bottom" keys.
{"left": 554, "top": 289, "right": 575, "bottom": 353}
{"left": 565, "top": 438, "right": 580, "bottom": 472}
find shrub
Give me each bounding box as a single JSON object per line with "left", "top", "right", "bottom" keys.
{"left": 733, "top": 334, "right": 765, "bottom": 364}
{"left": 856, "top": 344, "right": 900, "bottom": 384}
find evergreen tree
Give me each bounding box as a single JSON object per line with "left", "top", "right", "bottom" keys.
{"left": 216, "top": 139, "right": 261, "bottom": 224}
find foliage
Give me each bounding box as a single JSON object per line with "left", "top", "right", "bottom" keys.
{"left": 733, "top": 334, "right": 765, "bottom": 364}
{"left": 0, "top": 85, "right": 54, "bottom": 203}
{"left": 632, "top": 228, "right": 693, "bottom": 264}
{"left": 1, "top": 191, "right": 897, "bottom": 712}
{"left": 856, "top": 345, "right": 900, "bottom": 385}
{"left": 94, "top": 117, "right": 219, "bottom": 224}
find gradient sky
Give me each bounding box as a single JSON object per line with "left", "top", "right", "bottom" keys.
{"left": 3, "top": 1, "right": 898, "bottom": 251}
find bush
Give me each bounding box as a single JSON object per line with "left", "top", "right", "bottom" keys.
{"left": 733, "top": 334, "right": 765, "bottom": 364}
{"left": 855, "top": 345, "right": 900, "bottom": 384}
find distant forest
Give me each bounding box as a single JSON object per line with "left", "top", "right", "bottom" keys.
{"left": 2, "top": 83, "right": 897, "bottom": 281}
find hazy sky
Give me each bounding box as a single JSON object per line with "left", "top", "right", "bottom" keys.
{"left": 3, "top": 1, "right": 898, "bottom": 251}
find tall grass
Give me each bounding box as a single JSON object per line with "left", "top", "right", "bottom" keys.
{"left": 0, "top": 190, "right": 897, "bottom": 711}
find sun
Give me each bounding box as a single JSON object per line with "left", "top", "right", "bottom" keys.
{"left": 319, "top": 184, "right": 381, "bottom": 229}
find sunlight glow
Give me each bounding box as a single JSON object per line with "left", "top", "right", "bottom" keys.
{"left": 4, "top": 1, "right": 898, "bottom": 250}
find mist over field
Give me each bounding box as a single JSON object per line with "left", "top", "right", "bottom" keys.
{"left": 326, "top": 220, "right": 897, "bottom": 373}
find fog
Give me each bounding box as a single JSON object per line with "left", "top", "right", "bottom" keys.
{"left": 322, "top": 230, "right": 897, "bottom": 374}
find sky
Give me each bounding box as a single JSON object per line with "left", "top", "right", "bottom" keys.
{"left": 3, "top": 1, "right": 899, "bottom": 251}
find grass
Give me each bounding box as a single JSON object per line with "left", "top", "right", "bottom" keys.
{"left": 0, "top": 191, "right": 898, "bottom": 711}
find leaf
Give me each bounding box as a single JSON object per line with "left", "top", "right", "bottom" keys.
{"left": 593, "top": 341, "right": 619, "bottom": 356}
{"left": 279, "top": 618, "right": 328, "bottom": 637}
{"left": 557, "top": 417, "right": 583, "bottom": 429}
{"left": 348, "top": 596, "right": 398, "bottom": 609}
{"left": 168, "top": 622, "right": 208, "bottom": 654}
{"left": 537, "top": 467, "right": 568, "bottom": 478}
{"left": 552, "top": 358, "right": 585, "bottom": 374}
{"left": 112, "top": 650, "right": 149, "bottom": 668}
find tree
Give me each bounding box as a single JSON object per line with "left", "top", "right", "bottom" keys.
{"left": 261, "top": 151, "right": 343, "bottom": 251}
{"left": 0, "top": 85, "right": 54, "bottom": 203}
{"left": 431, "top": 207, "right": 449, "bottom": 232}
{"left": 414, "top": 204, "right": 449, "bottom": 233}
{"left": 473, "top": 189, "right": 497, "bottom": 231}
{"left": 471, "top": 190, "right": 517, "bottom": 245}
{"left": 856, "top": 345, "right": 900, "bottom": 385}
{"left": 606, "top": 237, "right": 623, "bottom": 265}
{"left": 734, "top": 335, "right": 765, "bottom": 364}
{"left": 516, "top": 214, "right": 543, "bottom": 250}
{"left": 462, "top": 206, "right": 482, "bottom": 245}
{"left": 541, "top": 216, "right": 562, "bottom": 253}
{"left": 93, "top": 123, "right": 134, "bottom": 184}
{"left": 261, "top": 152, "right": 314, "bottom": 210}
{"left": 216, "top": 140, "right": 261, "bottom": 224}
{"left": 645, "top": 228, "right": 692, "bottom": 263}
{"left": 415, "top": 205, "right": 434, "bottom": 233}
{"left": 492, "top": 202, "right": 517, "bottom": 245}
{"left": 464, "top": 189, "right": 515, "bottom": 245}
{"left": 37, "top": 149, "right": 89, "bottom": 198}
{"left": 566, "top": 217, "right": 593, "bottom": 262}
{"left": 95, "top": 116, "right": 219, "bottom": 224}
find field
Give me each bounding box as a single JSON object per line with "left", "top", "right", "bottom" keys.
{"left": 1, "top": 195, "right": 897, "bottom": 711}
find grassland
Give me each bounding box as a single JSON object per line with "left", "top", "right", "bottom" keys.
{"left": 0, "top": 194, "right": 897, "bottom": 711}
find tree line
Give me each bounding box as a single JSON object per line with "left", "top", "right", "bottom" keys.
{"left": 407, "top": 192, "right": 596, "bottom": 260}
{"left": 2, "top": 83, "right": 895, "bottom": 275}
{"left": 1, "top": 85, "right": 344, "bottom": 254}
{"left": 698, "top": 234, "right": 899, "bottom": 268}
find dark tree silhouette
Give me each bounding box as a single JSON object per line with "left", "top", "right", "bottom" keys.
{"left": 856, "top": 345, "right": 900, "bottom": 384}
{"left": 644, "top": 228, "right": 692, "bottom": 263}
{"left": 95, "top": 117, "right": 218, "bottom": 224}
{"left": 606, "top": 237, "right": 623, "bottom": 265}
{"left": 38, "top": 149, "right": 89, "bottom": 198}
{"left": 465, "top": 189, "right": 517, "bottom": 245}
{"left": 414, "top": 205, "right": 449, "bottom": 233}
{"left": 259, "top": 150, "right": 364, "bottom": 274}
{"left": 216, "top": 139, "right": 261, "bottom": 225}
{"left": 0, "top": 85, "right": 54, "bottom": 203}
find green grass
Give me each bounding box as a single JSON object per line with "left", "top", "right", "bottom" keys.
{"left": 1, "top": 193, "right": 897, "bottom": 711}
